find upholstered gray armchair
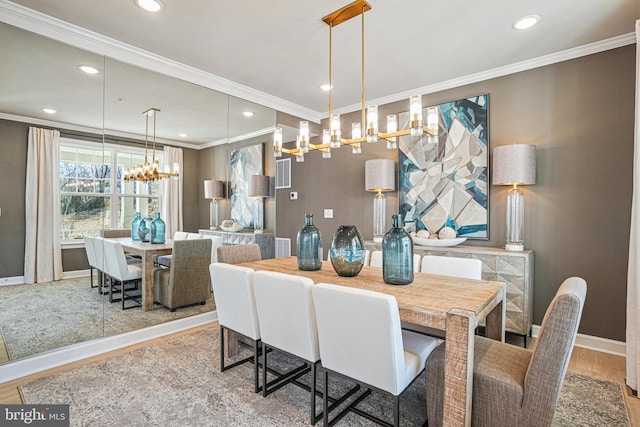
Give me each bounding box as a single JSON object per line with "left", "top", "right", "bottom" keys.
{"left": 153, "top": 239, "right": 212, "bottom": 311}
{"left": 425, "top": 277, "right": 587, "bottom": 427}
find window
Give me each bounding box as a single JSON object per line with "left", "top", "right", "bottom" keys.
{"left": 59, "top": 138, "right": 162, "bottom": 241}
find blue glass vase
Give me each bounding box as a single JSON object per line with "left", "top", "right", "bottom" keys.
{"left": 131, "top": 212, "right": 142, "bottom": 241}
{"left": 150, "top": 212, "right": 166, "bottom": 244}
{"left": 382, "top": 214, "right": 414, "bottom": 285}
{"left": 297, "top": 214, "right": 322, "bottom": 271}
{"left": 330, "top": 225, "right": 365, "bottom": 277}
{"left": 138, "top": 217, "right": 152, "bottom": 242}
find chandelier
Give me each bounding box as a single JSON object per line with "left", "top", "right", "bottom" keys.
{"left": 124, "top": 108, "right": 179, "bottom": 181}
{"left": 273, "top": 0, "right": 439, "bottom": 161}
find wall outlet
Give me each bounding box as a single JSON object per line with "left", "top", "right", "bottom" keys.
{"left": 289, "top": 191, "right": 298, "bottom": 200}
{"left": 324, "top": 209, "right": 333, "bottom": 219}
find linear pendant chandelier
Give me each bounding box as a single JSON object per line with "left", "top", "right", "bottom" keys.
{"left": 273, "top": 0, "right": 439, "bottom": 161}
{"left": 124, "top": 107, "right": 179, "bottom": 181}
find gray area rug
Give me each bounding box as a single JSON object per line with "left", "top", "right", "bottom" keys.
{"left": 0, "top": 277, "right": 214, "bottom": 360}
{"left": 19, "top": 329, "right": 630, "bottom": 427}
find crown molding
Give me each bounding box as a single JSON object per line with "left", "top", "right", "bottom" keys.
{"left": 331, "top": 31, "right": 636, "bottom": 116}
{"left": 202, "top": 126, "right": 276, "bottom": 149}
{"left": 0, "top": 0, "right": 321, "bottom": 123}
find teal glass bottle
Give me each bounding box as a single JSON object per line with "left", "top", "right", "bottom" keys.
{"left": 382, "top": 214, "right": 414, "bottom": 285}
{"left": 330, "top": 225, "right": 366, "bottom": 277}
{"left": 138, "top": 217, "right": 152, "bottom": 242}
{"left": 150, "top": 212, "right": 166, "bottom": 244}
{"left": 297, "top": 214, "right": 322, "bottom": 271}
{"left": 131, "top": 212, "right": 142, "bottom": 241}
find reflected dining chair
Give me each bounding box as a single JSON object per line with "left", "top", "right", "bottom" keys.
{"left": 420, "top": 255, "right": 482, "bottom": 280}
{"left": 253, "top": 270, "right": 321, "bottom": 424}
{"left": 425, "top": 277, "right": 587, "bottom": 427}
{"left": 209, "top": 263, "right": 261, "bottom": 392}
{"left": 102, "top": 239, "right": 143, "bottom": 309}
{"left": 153, "top": 239, "right": 211, "bottom": 312}
{"left": 312, "top": 283, "right": 440, "bottom": 427}
{"left": 83, "top": 235, "right": 99, "bottom": 290}
{"left": 217, "top": 243, "right": 262, "bottom": 264}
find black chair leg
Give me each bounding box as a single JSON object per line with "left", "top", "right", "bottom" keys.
{"left": 394, "top": 395, "right": 400, "bottom": 427}
{"left": 262, "top": 342, "right": 268, "bottom": 396}
{"left": 310, "top": 361, "right": 317, "bottom": 425}
{"left": 219, "top": 325, "right": 225, "bottom": 372}
{"left": 254, "top": 340, "right": 260, "bottom": 393}
{"left": 323, "top": 370, "right": 329, "bottom": 427}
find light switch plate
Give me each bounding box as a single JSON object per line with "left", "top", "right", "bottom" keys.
{"left": 324, "top": 209, "right": 333, "bottom": 219}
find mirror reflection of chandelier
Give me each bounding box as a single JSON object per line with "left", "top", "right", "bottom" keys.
{"left": 124, "top": 107, "right": 179, "bottom": 181}
{"left": 273, "top": 0, "right": 439, "bottom": 162}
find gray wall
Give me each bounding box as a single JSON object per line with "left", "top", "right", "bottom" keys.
{"left": 276, "top": 45, "right": 636, "bottom": 342}
{"left": 0, "top": 119, "right": 27, "bottom": 277}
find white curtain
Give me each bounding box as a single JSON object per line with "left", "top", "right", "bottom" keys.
{"left": 160, "top": 146, "right": 183, "bottom": 238}
{"left": 627, "top": 19, "right": 640, "bottom": 393}
{"left": 24, "top": 127, "right": 63, "bottom": 284}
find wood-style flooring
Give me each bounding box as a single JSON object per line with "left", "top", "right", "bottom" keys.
{"left": 0, "top": 324, "right": 638, "bottom": 425}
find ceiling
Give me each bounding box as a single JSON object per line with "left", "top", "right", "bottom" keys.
{"left": 0, "top": 0, "right": 638, "bottom": 145}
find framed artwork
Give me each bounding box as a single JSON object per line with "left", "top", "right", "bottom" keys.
{"left": 398, "top": 94, "right": 489, "bottom": 239}
{"left": 230, "top": 143, "right": 263, "bottom": 227}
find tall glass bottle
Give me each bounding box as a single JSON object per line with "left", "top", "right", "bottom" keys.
{"left": 150, "top": 212, "right": 166, "bottom": 244}
{"left": 297, "top": 214, "right": 322, "bottom": 271}
{"left": 382, "top": 214, "right": 414, "bottom": 285}
{"left": 131, "top": 212, "right": 142, "bottom": 241}
{"left": 330, "top": 225, "right": 366, "bottom": 277}
{"left": 138, "top": 217, "right": 153, "bottom": 242}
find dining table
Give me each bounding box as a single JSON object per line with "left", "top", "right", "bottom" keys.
{"left": 237, "top": 256, "right": 506, "bottom": 427}
{"left": 107, "top": 237, "right": 173, "bottom": 311}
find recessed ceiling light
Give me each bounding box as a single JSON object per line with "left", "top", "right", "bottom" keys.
{"left": 242, "top": 111, "right": 255, "bottom": 117}
{"left": 513, "top": 15, "right": 540, "bottom": 30}
{"left": 42, "top": 108, "right": 57, "bottom": 114}
{"left": 134, "top": 0, "right": 164, "bottom": 13}
{"left": 178, "top": 133, "right": 188, "bottom": 138}
{"left": 320, "top": 84, "right": 333, "bottom": 91}
{"left": 78, "top": 65, "right": 100, "bottom": 75}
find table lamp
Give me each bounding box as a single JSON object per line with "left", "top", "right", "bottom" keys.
{"left": 204, "top": 179, "right": 224, "bottom": 229}
{"left": 492, "top": 144, "right": 536, "bottom": 251}
{"left": 248, "top": 175, "right": 269, "bottom": 233}
{"left": 365, "top": 159, "right": 395, "bottom": 242}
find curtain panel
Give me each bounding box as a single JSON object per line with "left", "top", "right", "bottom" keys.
{"left": 24, "top": 127, "right": 63, "bottom": 284}
{"left": 626, "top": 19, "right": 640, "bottom": 393}
{"left": 160, "top": 146, "right": 183, "bottom": 238}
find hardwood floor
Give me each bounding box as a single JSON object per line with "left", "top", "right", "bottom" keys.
{"left": 1, "top": 324, "right": 638, "bottom": 425}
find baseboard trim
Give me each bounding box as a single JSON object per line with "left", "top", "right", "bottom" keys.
{"left": 0, "top": 311, "right": 218, "bottom": 384}
{"left": 0, "top": 276, "right": 24, "bottom": 286}
{"left": 62, "top": 269, "right": 90, "bottom": 279}
{"left": 531, "top": 325, "right": 625, "bottom": 357}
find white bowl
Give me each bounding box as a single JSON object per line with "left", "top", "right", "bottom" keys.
{"left": 220, "top": 223, "right": 243, "bottom": 232}
{"left": 412, "top": 236, "right": 467, "bottom": 247}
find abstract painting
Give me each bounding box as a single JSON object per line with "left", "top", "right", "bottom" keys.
{"left": 230, "top": 143, "right": 263, "bottom": 228}
{"left": 398, "top": 94, "right": 489, "bottom": 238}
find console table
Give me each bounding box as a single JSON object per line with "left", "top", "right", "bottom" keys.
{"left": 199, "top": 229, "right": 275, "bottom": 259}
{"left": 365, "top": 242, "right": 534, "bottom": 339}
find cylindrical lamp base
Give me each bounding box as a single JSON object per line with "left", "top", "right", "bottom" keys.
{"left": 506, "top": 186, "right": 524, "bottom": 250}
{"left": 373, "top": 192, "right": 386, "bottom": 242}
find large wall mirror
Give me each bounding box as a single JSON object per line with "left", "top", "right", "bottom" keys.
{"left": 0, "top": 20, "right": 276, "bottom": 366}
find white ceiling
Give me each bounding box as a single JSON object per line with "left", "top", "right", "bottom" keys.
{"left": 0, "top": 0, "right": 638, "bottom": 145}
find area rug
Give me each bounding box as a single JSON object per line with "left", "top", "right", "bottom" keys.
{"left": 0, "top": 277, "right": 214, "bottom": 360}
{"left": 19, "top": 328, "right": 630, "bottom": 427}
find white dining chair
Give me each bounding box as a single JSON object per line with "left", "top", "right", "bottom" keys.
{"left": 173, "top": 231, "right": 189, "bottom": 240}
{"left": 420, "top": 255, "right": 482, "bottom": 280}
{"left": 187, "top": 232, "right": 204, "bottom": 240}
{"left": 83, "top": 235, "right": 99, "bottom": 290}
{"left": 209, "top": 263, "right": 261, "bottom": 392}
{"left": 102, "top": 239, "right": 143, "bottom": 309}
{"left": 253, "top": 270, "right": 321, "bottom": 424}
{"left": 370, "top": 250, "right": 421, "bottom": 272}
{"left": 312, "top": 283, "right": 440, "bottom": 426}
{"left": 92, "top": 236, "right": 109, "bottom": 295}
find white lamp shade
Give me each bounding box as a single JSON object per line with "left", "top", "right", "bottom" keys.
{"left": 204, "top": 179, "right": 224, "bottom": 199}
{"left": 365, "top": 159, "right": 395, "bottom": 192}
{"left": 492, "top": 144, "right": 536, "bottom": 185}
{"left": 248, "top": 175, "right": 270, "bottom": 198}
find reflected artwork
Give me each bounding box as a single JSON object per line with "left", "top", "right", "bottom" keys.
{"left": 230, "top": 144, "right": 263, "bottom": 227}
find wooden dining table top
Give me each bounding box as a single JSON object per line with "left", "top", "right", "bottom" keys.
{"left": 239, "top": 257, "right": 505, "bottom": 331}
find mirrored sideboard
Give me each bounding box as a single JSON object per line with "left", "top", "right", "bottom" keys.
{"left": 200, "top": 229, "right": 275, "bottom": 259}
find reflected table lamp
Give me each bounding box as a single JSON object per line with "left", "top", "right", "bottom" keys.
{"left": 204, "top": 179, "right": 224, "bottom": 229}
{"left": 248, "top": 175, "right": 269, "bottom": 234}
{"left": 365, "top": 159, "right": 395, "bottom": 242}
{"left": 492, "top": 144, "right": 536, "bottom": 251}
